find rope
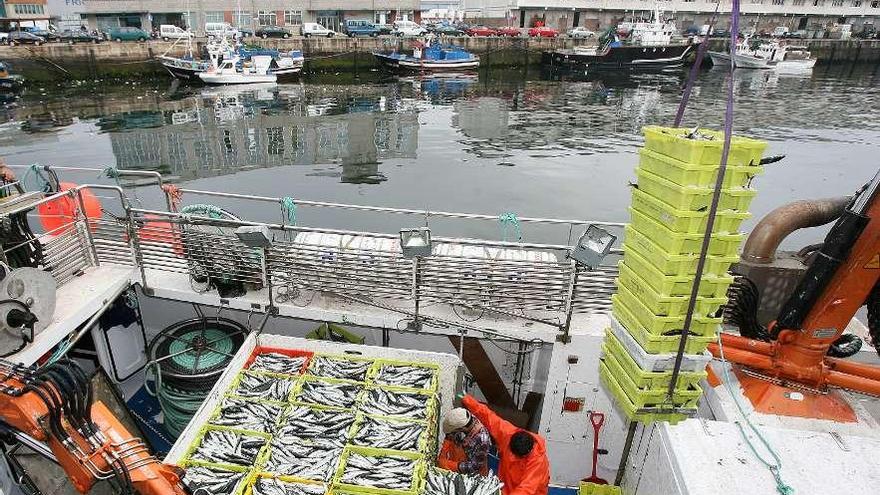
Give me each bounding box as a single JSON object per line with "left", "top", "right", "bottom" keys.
{"left": 499, "top": 212, "right": 522, "bottom": 242}
{"left": 19, "top": 164, "right": 50, "bottom": 193}
{"left": 716, "top": 334, "right": 795, "bottom": 495}
{"left": 281, "top": 196, "right": 297, "bottom": 225}
{"left": 102, "top": 166, "right": 120, "bottom": 179}
{"left": 162, "top": 184, "right": 183, "bottom": 211}
{"left": 144, "top": 362, "right": 206, "bottom": 438}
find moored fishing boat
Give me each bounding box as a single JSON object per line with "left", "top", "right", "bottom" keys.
{"left": 0, "top": 61, "right": 24, "bottom": 91}
{"left": 373, "top": 41, "right": 480, "bottom": 72}
{"left": 198, "top": 55, "right": 278, "bottom": 85}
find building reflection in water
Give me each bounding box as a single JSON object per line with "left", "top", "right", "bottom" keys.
{"left": 108, "top": 86, "right": 419, "bottom": 184}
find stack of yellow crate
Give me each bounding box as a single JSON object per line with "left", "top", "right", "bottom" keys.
{"left": 600, "top": 126, "right": 767, "bottom": 424}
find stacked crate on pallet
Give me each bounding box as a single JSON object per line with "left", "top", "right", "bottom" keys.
{"left": 600, "top": 126, "right": 767, "bottom": 424}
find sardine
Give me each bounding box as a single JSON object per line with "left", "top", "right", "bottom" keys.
{"left": 252, "top": 478, "right": 326, "bottom": 495}
{"left": 234, "top": 372, "right": 295, "bottom": 402}
{"left": 296, "top": 380, "right": 361, "bottom": 409}
{"left": 373, "top": 364, "right": 436, "bottom": 390}
{"left": 340, "top": 452, "right": 416, "bottom": 490}
{"left": 265, "top": 435, "right": 342, "bottom": 481}
{"left": 360, "top": 388, "right": 430, "bottom": 419}
{"left": 182, "top": 466, "right": 247, "bottom": 495}
{"left": 250, "top": 353, "right": 308, "bottom": 375}
{"left": 423, "top": 467, "right": 504, "bottom": 495}
{"left": 191, "top": 429, "right": 266, "bottom": 466}
{"left": 210, "top": 397, "right": 283, "bottom": 434}
{"left": 353, "top": 416, "right": 425, "bottom": 451}
{"left": 309, "top": 356, "right": 372, "bottom": 381}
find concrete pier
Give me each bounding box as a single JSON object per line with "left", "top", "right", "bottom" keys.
{"left": 2, "top": 37, "right": 879, "bottom": 82}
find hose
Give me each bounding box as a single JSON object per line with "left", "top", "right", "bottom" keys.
{"left": 145, "top": 362, "right": 209, "bottom": 438}
{"left": 867, "top": 282, "right": 880, "bottom": 357}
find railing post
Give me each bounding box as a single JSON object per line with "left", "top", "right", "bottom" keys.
{"left": 75, "top": 190, "right": 100, "bottom": 267}
{"left": 559, "top": 259, "right": 578, "bottom": 343}
{"left": 126, "top": 207, "right": 150, "bottom": 294}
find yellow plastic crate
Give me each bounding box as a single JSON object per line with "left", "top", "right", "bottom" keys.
{"left": 612, "top": 293, "right": 717, "bottom": 355}
{"left": 613, "top": 284, "right": 720, "bottom": 337}
{"left": 602, "top": 330, "right": 707, "bottom": 389}
{"left": 599, "top": 362, "right": 692, "bottom": 425}
{"left": 333, "top": 446, "right": 425, "bottom": 495}
{"left": 246, "top": 475, "right": 328, "bottom": 495}
{"left": 182, "top": 464, "right": 254, "bottom": 495}
{"left": 629, "top": 207, "right": 744, "bottom": 256}
{"left": 631, "top": 187, "right": 750, "bottom": 234}
{"left": 637, "top": 168, "right": 757, "bottom": 212}
{"left": 602, "top": 350, "right": 702, "bottom": 409}
{"left": 639, "top": 148, "right": 763, "bottom": 188}
{"left": 623, "top": 248, "right": 733, "bottom": 298}
{"left": 617, "top": 262, "right": 727, "bottom": 317}
{"left": 624, "top": 225, "right": 738, "bottom": 277}
{"left": 580, "top": 482, "right": 622, "bottom": 495}
{"left": 642, "top": 126, "right": 767, "bottom": 167}
{"left": 182, "top": 425, "right": 272, "bottom": 470}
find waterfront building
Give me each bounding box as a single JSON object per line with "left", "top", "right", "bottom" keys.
{"left": 73, "top": 1, "right": 421, "bottom": 34}
{"left": 460, "top": 1, "right": 880, "bottom": 34}
{"left": 1, "top": 0, "right": 50, "bottom": 29}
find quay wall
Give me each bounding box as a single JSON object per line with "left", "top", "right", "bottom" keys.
{"left": 2, "top": 37, "right": 879, "bottom": 82}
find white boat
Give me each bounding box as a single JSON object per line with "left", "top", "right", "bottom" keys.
{"left": 709, "top": 36, "right": 782, "bottom": 69}
{"left": 776, "top": 44, "right": 818, "bottom": 72}
{"left": 198, "top": 54, "right": 278, "bottom": 85}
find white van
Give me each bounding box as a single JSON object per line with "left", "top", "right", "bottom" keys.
{"left": 205, "top": 22, "right": 240, "bottom": 39}
{"left": 159, "top": 25, "right": 194, "bottom": 41}
{"left": 392, "top": 20, "right": 427, "bottom": 37}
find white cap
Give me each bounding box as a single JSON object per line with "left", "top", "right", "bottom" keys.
{"left": 442, "top": 408, "right": 470, "bottom": 434}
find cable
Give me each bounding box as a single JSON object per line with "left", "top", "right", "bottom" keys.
{"left": 716, "top": 334, "right": 794, "bottom": 495}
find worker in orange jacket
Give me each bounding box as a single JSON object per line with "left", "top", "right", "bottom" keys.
{"left": 460, "top": 393, "right": 550, "bottom": 495}
{"left": 436, "top": 407, "right": 491, "bottom": 475}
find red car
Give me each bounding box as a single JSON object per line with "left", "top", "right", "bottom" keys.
{"left": 466, "top": 25, "right": 497, "bottom": 37}
{"left": 528, "top": 26, "right": 559, "bottom": 38}
{"left": 496, "top": 26, "right": 522, "bottom": 37}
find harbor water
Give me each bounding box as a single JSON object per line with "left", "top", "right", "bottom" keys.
{"left": 1, "top": 64, "right": 879, "bottom": 248}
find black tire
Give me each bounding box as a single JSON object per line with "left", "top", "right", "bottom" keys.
{"left": 327, "top": 33, "right": 333, "bottom": 38}
{"left": 304, "top": 33, "right": 311, "bottom": 38}
{"left": 262, "top": 33, "right": 268, "bottom": 39}
{"left": 34, "top": 41, "right": 42, "bottom": 46}
{"left": 371, "top": 32, "right": 377, "bottom": 37}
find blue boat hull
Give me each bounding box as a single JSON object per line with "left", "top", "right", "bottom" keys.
{"left": 373, "top": 52, "right": 480, "bottom": 72}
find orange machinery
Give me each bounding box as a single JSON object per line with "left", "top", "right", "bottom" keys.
{"left": 710, "top": 169, "right": 880, "bottom": 421}
{"left": 0, "top": 359, "right": 186, "bottom": 495}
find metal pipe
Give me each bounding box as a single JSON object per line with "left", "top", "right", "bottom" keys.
{"left": 741, "top": 196, "right": 851, "bottom": 264}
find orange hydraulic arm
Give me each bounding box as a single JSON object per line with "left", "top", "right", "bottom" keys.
{"left": 0, "top": 361, "right": 186, "bottom": 495}
{"left": 709, "top": 169, "right": 880, "bottom": 398}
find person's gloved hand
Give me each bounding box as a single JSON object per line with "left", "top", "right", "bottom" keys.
{"left": 455, "top": 392, "right": 466, "bottom": 402}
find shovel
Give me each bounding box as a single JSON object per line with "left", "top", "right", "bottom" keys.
{"left": 582, "top": 411, "right": 608, "bottom": 485}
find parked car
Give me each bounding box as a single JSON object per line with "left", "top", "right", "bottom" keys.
{"left": 0, "top": 32, "right": 8, "bottom": 44}
{"left": 205, "top": 22, "right": 240, "bottom": 39}
{"left": 159, "top": 24, "right": 193, "bottom": 41}
{"left": 375, "top": 24, "right": 393, "bottom": 35}
{"left": 710, "top": 28, "right": 730, "bottom": 38}
{"left": 25, "top": 28, "right": 58, "bottom": 41}
{"left": 434, "top": 24, "right": 465, "bottom": 36}
{"left": 58, "top": 30, "right": 102, "bottom": 44}
{"left": 239, "top": 27, "right": 255, "bottom": 38}
{"left": 302, "top": 22, "right": 336, "bottom": 38}
{"left": 466, "top": 25, "right": 497, "bottom": 37}
{"left": 343, "top": 20, "right": 379, "bottom": 37}
{"left": 528, "top": 26, "right": 559, "bottom": 38}
{"left": 7, "top": 31, "right": 46, "bottom": 45}
{"left": 109, "top": 27, "right": 150, "bottom": 42}
{"left": 496, "top": 26, "right": 522, "bottom": 37}
{"left": 393, "top": 20, "right": 428, "bottom": 37}
{"left": 567, "top": 26, "right": 596, "bottom": 38}
{"left": 256, "top": 26, "right": 291, "bottom": 38}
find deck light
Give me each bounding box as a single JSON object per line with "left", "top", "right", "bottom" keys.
{"left": 235, "top": 225, "right": 273, "bottom": 248}
{"left": 570, "top": 224, "right": 616, "bottom": 269}
{"left": 399, "top": 228, "right": 432, "bottom": 258}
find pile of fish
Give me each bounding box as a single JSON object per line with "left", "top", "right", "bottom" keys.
{"left": 353, "top": 415, "right": 425, "bottom": 451}
{"left": 339, "top": 452, "right": 417, "bottom": 491}
{"left": 296, "top": 379, "right": 361, "bottom": 409}
{"left": 210, "top": 398, "right": 283, "bottom": 433}
{"left": 234, "top": 372, "right": 295, "bottom": 402}
{"left": 250, "top": 352, "right": 308, "bottom": 375}
{"left": 309, "top": 356, "right": 372, "bottom": 381}
{"left": 280, "top": 406, "right": 355, "bottom": 443}
{"left": 360, "top": 387, "right": 430, "bottom": 419}
{"left": 191, "top": 429, "right": 267, "bottom": 466}
{"left": 374, "top": 364, "right": 436, "bottom": 390}
{"left": 181, "top": 466, "right": 248, "bottom": 495}
{"left": 252, "top": 479, "right": 326, "bottom": 495}
{"left": 264, "top": 435, "right": 343, "bottom": 481}
{"left": 424, "top": 468, "right": 504, "bottom": 495}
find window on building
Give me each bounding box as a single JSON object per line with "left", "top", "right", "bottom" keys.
{"left": 374, "top": 10, "right": 391, "bottom": 24}
{"left": 773, "top": 0, "right": 785, "bottom": 4}
{"left": 397, "top": 10, "right": 414, "bottom": 21}
{"left": 14, "top": 4, "right": 45, "bottom": 14}
{"left": 234, "top": 11, "right": 252, "bottom": 28}
{"left": 683, "top": 0, "right": 694, "bottom": 3}
{"left": 853, "top": 0, "right": 863, "bottom": 6}
{"left": 258, "top": 10, "right": 275, "bottom": 26}
{"left": 284, "top": 10, "right": 302, "bottom": 25}
{"left": 872, "top": 0, "right": 879, "bottom": 7}
{"left": 793, "top": 0, "right": 806, "bottom": 5}
{"left": 832, "top": 0, "right": 844, "bottom": 5}
{"left": 750, "top": 0, "right": 765, "bottom": 4}
{"left": 204, "top": 11, "right": 225, "bottom": 24}
{"left": 813, "top": 0, "right": 825, "bottom": 5}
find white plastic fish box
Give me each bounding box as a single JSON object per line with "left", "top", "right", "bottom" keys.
{"left": 164, "top": 333, "right": 462, "bottom": 466}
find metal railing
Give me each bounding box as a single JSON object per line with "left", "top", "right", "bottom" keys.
{"left": 2, "top": 166, "right": 621, "bottom": 339}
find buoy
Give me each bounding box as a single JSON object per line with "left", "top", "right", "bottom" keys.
{"left": 135, "top": 214, "right": 183, "bottom": 257}
{"left": 37, "top": 182, "right": 101, "bottom": 234}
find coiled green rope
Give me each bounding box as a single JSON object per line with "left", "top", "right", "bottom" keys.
{"left": 281, "top": 196, "right": 297, "bottom": 225}
{"left": 499, "top": 212, "right": 522, "bottom": 242}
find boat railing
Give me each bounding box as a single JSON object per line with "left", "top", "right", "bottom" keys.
{"left": 2, "top": 167, "right": 622, "bottom": 338}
